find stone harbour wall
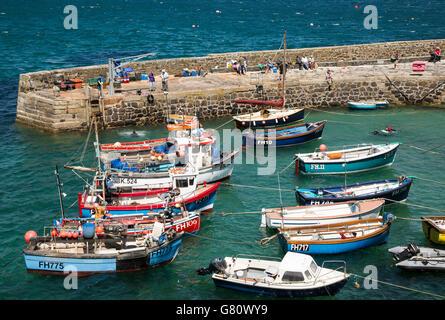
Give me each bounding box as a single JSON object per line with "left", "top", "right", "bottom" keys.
{"left": 18, "top": 39, "right": 445, "bottom": 92}
{"left": 15, "top": 39, "right": 445, "bottom": 132}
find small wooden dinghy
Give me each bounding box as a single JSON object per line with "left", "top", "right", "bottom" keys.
{"left": 23, "top": 222, "right": 183, "bottom": 276}
{"left": 260, "top": 199, "right": 384, "bottom": 229}
{"left": 233, "top": 107, "right": 305, "bottom": 130}
{"left": 388, "top": 243, "right": 445, "bottom": 271}
{"left": 197, "top": 252, "right": 349, "bottom": 297}
{"left": 294, "top": 143, "right": 400, "bottom": 174}
{"left": 348, "top": 102, "right": 377, "bottom": 110}
{"left": 242, "top": 121, "right": 326, "bottom": 147}
{"left": 296, "top": 176, "right": 414, "bottom": 205}
{"left": 279, "top": 215, "right": 393, "bottom": 255}
{"left": 421, "top": 216, "right": 445, "bottom": 245}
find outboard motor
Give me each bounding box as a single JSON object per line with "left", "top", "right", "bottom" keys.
{"left": 197, "top": 257, "right": 227, "bottom": 275}
{"left": 103, "top": 222, "right": 128, "bottom": 237}
{"left": 393, "top": 243, "right": 420, "bottom": 261}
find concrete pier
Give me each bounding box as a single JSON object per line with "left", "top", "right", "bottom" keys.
{"left": 15, "top": 39, "right": 445, "bottom": 132}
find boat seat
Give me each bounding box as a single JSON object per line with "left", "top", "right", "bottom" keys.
{"left": 320, "top": 233, "right": 343, "bottom": 240}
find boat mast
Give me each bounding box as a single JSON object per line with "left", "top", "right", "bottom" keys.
{"left": 55, "top": 165, "right": 65, "bottom": 219}
{"left": 282, "top": 30, "right": 286, "bottom": 108}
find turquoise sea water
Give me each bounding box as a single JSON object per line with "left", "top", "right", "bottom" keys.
{"left": 1, "top": 0, "right": 445, "bottom": 300}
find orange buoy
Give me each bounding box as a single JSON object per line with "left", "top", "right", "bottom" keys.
{"left": 96, "top": 226, "right": 104, "bottom": 234}
{"left": 60, "top": 230, "right": 67, "bottom": 238}
{"left": 319, "top": 144, "right": 327, "bottom": 152}
{"left": 67, "top": 231, "right": 73, "bottom": 239}
{"left": 72, "top": 232, "right": 79, "bottom": 239}
{"left": 50, "top": 229, "right": 58, "bottom": 237}
{"left": 327, "top": 152, "right": 343, "bottom": 159}
{"left": 24, "top": 230, "right": 37, "bottom": 242}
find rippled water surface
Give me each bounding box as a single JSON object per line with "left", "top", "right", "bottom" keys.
{"left": 0, "top": 0, "right": 444, "bottom": 300}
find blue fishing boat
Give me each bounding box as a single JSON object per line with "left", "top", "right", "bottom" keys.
{"left": 348, "top": 102, "right": 377, "bottom": 110}
{"left": 242, "top": 121, "right": 326, "bottom": 147}
{"left": 23, "top": 222, "right": 183, "bottom": 276}
{"left": 278, "top": 215, "right": 393, "bottom": 255}
{"left": 296, "top": 176, "right": 414, "bottom": 205}
{"left": 294, "top": 142, "right": 400, "bottom": 175}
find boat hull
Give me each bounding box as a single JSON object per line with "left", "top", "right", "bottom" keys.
{"left": 279, "top": 225, "right": 391, "bottom": 255}
{"left": 106, "top": 160, "right": 235, "bottom": 191}
{"left": 234, "top": 108, "right": 305, "bottom": 130}
{"left": 212, "top": 276, "right": 348, "bottom": 297}
{"left": 80, "top": 184, "right": 219, "bottom": 217}
{"left": 297, "top": 144, "right": 399, "bottom": 175}
{"left": 242, "top": 121, "right": 326, "bottom": 148}
{"left": 296, "top": 178, "right": 413, "bottom": 205}
{"left": 261, "top": 201, "right": 384, "bottom": 229}
{"left": 348, "top": 103, "right": 376, "bottom": 110}
{"left": 422, "top": 219, "right": 445, "bottom": 245}
{"left": 23, "top": 237, "right": 182, "bottom": 276}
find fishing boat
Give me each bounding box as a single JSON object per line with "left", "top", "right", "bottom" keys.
{"left": 421, "top": 216, "right": 445, "bottom": 245}
{"left": 296, "top": 176, "right": 414, "bottom": 206}
{"left": 294, "top": 142, "right": 400, "bottom": 175}
{"left": 242, "top": 121, "right": 326, "bottom": 148}
{"left": 278, "top": 215, "right": 393, "bottom": 255}
{"left": 348, "top": 102, "right": 377, "bottom": 110}
{"left": 56, "top": 209, "right": 201, "bottom": 236}
{"left": 197, "top": 252, "right": 349, "bottom": 297}
{"left": 79, "top": 182, "right": 220, "bottom": 217}
{"left": 80, "top": 166, "right": 219, "bottom": 217}
{"left": 260, "top": 199, "right": 384, "bottom": 229}
{"left": 388, "top": 243, "right": 445, "bottom": 271}
{"left": 232, "top": 31, "right": 304, "bottom": 130}
{"left": 102, "top": 135, "right": 239, "bottom": 190}
{"left": 23, "top": 221, "right": 183, "bottom": 275}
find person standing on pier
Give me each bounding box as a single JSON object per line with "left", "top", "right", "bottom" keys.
{"left": 301, "top": 56, "right": 309, "bottom": 70}
{"left": 149, "top": 72, "right": 155, "bottom": 91}
{"left": 161, "top": 69, "right": 168, "bottom": 92}
{"left": 243, "top": 59, "right": 248, "bottom": 74}
{"left": 325, "top": 69, "right": 333, "bottom": 91}
{"left": 97, "top": 78, "right": 103, "bottom": 98}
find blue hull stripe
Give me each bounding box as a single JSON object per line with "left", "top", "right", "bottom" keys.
{"left": 279, "top": 227, "right": 390, "bottom": 254}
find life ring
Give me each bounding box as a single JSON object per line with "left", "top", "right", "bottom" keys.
{"left": 147, "top": 94, "right": 155, "bottom": 104}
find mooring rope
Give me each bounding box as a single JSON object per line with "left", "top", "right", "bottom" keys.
{"left": 412, "top": 176, "right": 445, "bottom": 185}
{"left": 279, "top": 157, "right": 298, "bottom": 175}
{"left": 404, "top": 143, "right": 445, "bottom": 156}
{"left": 214, "top": 118, "right": 235, "bottom": 130}
{"left": 394, "top": 216, "right": 423, "bottom": 222}
{"left": 185, "top": 232, "right": 260, "bottom": 245}
{"left": 214, "top": 210, "right": 263, "bottom": 216}
{"left": 222, "top": 182, "right": 294, "bottom": 192}
{"left": 383, "top": 198, "right": 445, "bottom": 212}
{"left": 350, "top": 272, "right": 445, "bottom": 299}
